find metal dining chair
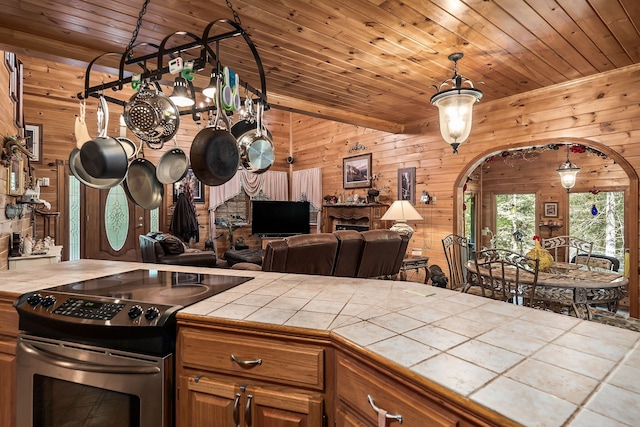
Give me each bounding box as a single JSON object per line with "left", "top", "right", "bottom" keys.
{"left": 541, "top": 235, "right": 593, "bottom": 265}
{"left": 574, "top": 254, "right": 614, "bottom": 270}
{"left": 473, "top": 248, "right": 540, "bottom": 304}
{"left": 442, "top": 234, "right": 471, "bottom": 291}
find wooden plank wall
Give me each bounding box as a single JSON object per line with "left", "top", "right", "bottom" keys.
{"left": 0, "top": 54, "right": 33, "bottom": 270}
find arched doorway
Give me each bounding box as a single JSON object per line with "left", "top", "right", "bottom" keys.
{"left": 452, "top": 138, "right": 639, "bottom": 318}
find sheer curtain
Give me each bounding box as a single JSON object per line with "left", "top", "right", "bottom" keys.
{"left": 292, "top": 168, "right": 322, "bottom": 232}
{"left": 208, "top": 170, "right": 288, "bottom": 253}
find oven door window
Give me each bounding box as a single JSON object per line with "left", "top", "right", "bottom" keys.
{"left": 33, "top": 375, "right": 140, "bottom": 427}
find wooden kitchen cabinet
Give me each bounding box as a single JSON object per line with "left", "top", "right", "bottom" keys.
{"left": 179, "top": 374, "right": 323, "bottom": 426}
{"left": 0, "top": 295, "right": 19, "bottom": 427}
{"left": 336, "top": 407, "right": 368, "bottom": 427}
{"left": 334, "top": 351, "right": 498, "bottom": 427}
{"left": 176, "top": 320, "right": 329, "bottom": 427}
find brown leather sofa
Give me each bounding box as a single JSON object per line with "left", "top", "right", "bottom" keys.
{"left": 139, "top": 233, "right": 225, "bottom": 268}
{"left": 262, "top": 233, "right": 339, "bottom": 275}
{"left": 355, "top": 230, "right": 408, "bottom": 278}
{"left": 333, "top": 230, "right": 365, "bottom": 277}
{"left": 233, "top": 230, "right": 408, "bottom": 279}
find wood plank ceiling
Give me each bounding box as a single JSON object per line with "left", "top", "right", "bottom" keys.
{"left": 0, "top": 0, "right": 638, "bottom": 133}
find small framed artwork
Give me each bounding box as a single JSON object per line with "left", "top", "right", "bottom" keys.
{"left": 544, "top": 202, "right": 558, "bottom": 218}
{"left": 7, "top": 155, "right": 24, "bottom": 196}
{"left": 25, "top": 123, "right": 43, "bottom": 163}
{"left": 173, "top": 168, "right": 205, "bottom": 204}
{"left": 343, "top": 153, "right": 372, "bottom": 189}
{"left": 398, "top": 167, "right": 416, "bottom": 205}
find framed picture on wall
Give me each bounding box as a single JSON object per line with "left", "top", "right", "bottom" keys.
{"left": 6, "top": 155, "right": 24, "bottom": 196}
{"left": 544, "top": 202, "right": 558, "bottom": 218}
{"left": 398, "top": 167, "right": 416, "bottom": 205}
{"left": 25, "top": 123, "right": 43, "bottom": 163}
{"left": 343, "top": 153, "right": 371, "bottom": 189}
{"left": 173, "top": 168, "right": 205, "bottom": 204}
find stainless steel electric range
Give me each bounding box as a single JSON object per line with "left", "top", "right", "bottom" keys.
{"left": 13, "top": 269, "right": 253, "bottom": 427}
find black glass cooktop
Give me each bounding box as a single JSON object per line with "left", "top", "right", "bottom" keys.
{"left": 45, "top": 269, "right": 253, "bottom": 308}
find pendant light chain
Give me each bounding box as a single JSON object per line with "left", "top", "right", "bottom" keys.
{"left": 225, "top": 0, "right": 242, "bottom": 27}
{"left": 126, "top": 0, "right": 152, "bottom": 58}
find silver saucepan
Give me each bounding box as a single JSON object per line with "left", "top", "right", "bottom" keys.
{"left": 231, "top": 100, "right": 274, "bottom": 174}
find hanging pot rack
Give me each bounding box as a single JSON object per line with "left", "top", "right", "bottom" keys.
{"left": 76, "top": 19, "right": 268, "bottom": 117}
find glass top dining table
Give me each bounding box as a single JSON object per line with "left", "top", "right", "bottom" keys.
{"left": 465, "top": 260, "right": 628, "bottom": 320}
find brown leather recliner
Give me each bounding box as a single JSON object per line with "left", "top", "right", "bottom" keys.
{"left": 262, "top": 233, "right": 339, "bottom": 275}
{"left": 355, "top": 230, "right": 409, "bottom": 279}
{"left": 332, "top": 230, "right": 365, "bottom": 277}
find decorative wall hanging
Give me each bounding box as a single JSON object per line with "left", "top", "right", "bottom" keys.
{"left": 398, "top": 167, "right": 416, "bottom": 205}
{"left": 173, "top": 168, "right": 204, "bottom": 204}
{"left": 25, "top": 123, "right": 42, "bottom": 163}
{"left": 348, "top": 141, "right": 367, "bottom": 153}
{"left": 6, "top": 155, "right": 24, "bottom": 196}
{"left": 343, "top": 153, "right": 371, "bottom": 189}
{"left": 544, "top": 202, "right": 558, "bottom": 218}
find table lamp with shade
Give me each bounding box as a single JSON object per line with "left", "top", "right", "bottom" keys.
{"left": 380, "top": 200, "right": 423, "bottom": 239}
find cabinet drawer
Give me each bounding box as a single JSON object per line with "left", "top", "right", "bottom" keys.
{"left": 180, "top": 328, "right": 324, "bottom": 390}
{"left": 0, "top": 301, "right": 19, "bottom": 338}
{"left": 336, "top": 353, "right": 459, "bottom": 427}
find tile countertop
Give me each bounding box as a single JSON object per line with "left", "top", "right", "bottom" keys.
{"left": 1, "top": 260, "right": 639, "bottom": 427}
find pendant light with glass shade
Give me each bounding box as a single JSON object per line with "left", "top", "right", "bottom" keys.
{"left": 430, "top": 53, "right": 483, "bottom": 154}
{"left": 557, "top": 144, "right": 580, "bottom": 192}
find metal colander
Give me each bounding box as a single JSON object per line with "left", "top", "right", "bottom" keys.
{"left": 123, "top": 83, "right": 179, "bottom": 144}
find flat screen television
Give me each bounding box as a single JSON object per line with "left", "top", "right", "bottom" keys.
{"left": 251, "top": 201, "right": 310, "bottom": 237}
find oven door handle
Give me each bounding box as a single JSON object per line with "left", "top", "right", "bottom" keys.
{"left": 18, "top": 341, "right": 161, "bottom": 375}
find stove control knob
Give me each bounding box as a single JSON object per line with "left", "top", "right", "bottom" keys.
{"left": 128, "top": 305, "right": 143, "bottom": 319}
{"left": 145, "top": 307, "right": 160, "bottom": 320}
{"left": 26, "top": 293, "right": 43, "bottom": 307}
{"left": 40, "top": 295, "right": 56, "bottom": 309}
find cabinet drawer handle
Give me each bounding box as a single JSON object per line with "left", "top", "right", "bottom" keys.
{"left": 233, "top": 393, "right": 241, "bottom": 427}
{"left": 231, "top": 354, "right": 263, "bottom": 367}
{"left": 367, "top": 395, "right": 403, "bottom": 424}
{"left": 245, "top": 394, "right": 253, "bottom": 427}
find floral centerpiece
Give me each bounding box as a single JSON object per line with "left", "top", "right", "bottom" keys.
{"left": 525, "top": 235, "right": 554, "bottom": 272}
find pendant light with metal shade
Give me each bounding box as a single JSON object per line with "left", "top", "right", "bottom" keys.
{"left": 202, "top": 70, "right": 217, "bottom": 99}
{"left": 557, "top": 144, "right": 580, "bottom": 192}
{"left": 430, "top": 53, "right": 483, "bottom": 154}
{"left": 169, "top": 76, "right": 195, "bottom": 107}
